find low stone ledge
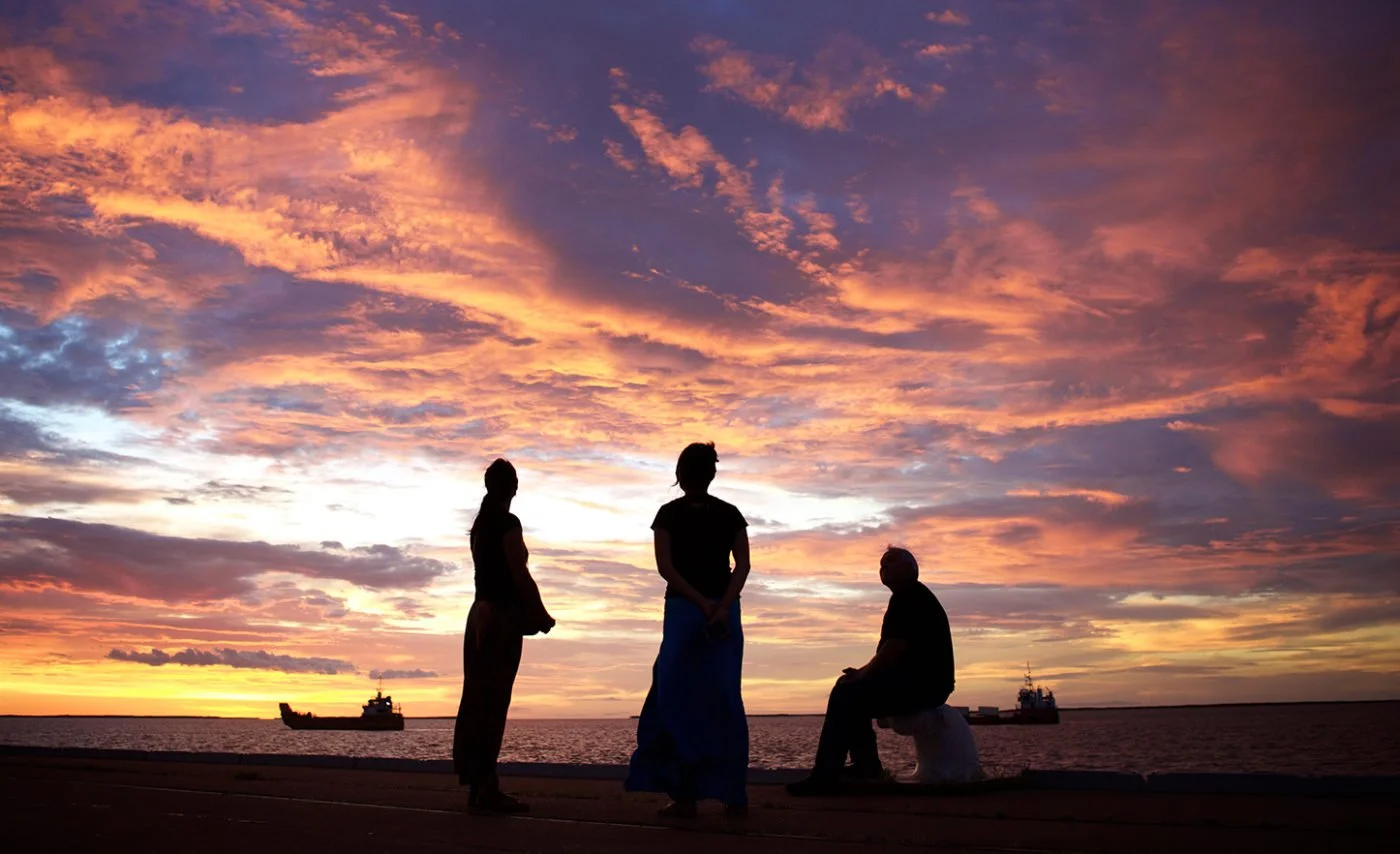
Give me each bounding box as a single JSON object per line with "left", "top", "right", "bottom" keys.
{"left": 240, "top": 752, "right": 355, "bottom": 769}
{"left": 1145, "top": 772, "right": 1400, "bottom": 797}
{"left": 748, "top": 767, "right": 807, "bottom": 785}
{"left": 149, "top": 750, "right": 243, "bottom": 765}
{"left": 3, "top": 746, "right": 1396, "bottom": 796}
{"left": 353, "top": 757, "right": 452, "bottom": 774}
{"left": 498, "top": 761, "right": 627, "bottom": 780}
{"left": 1022, "top": 769, "right": 1146, "bottom": 792}
{"left": 0, "top": 745, "right": 60, "bottom": 758}
{"left": 58, "top": 747, "right": 150, "bottom": 761}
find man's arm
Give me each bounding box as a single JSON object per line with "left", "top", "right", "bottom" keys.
{"left": 845, "top": 594, "right": 911, "bottom": 680}
{"left": 846, "top": 638, "right": 907, "bottom": 680}
{"left": 505, "top": 526, "right": 554, "bottom": 633}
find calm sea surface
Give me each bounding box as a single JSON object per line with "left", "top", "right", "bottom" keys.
{"left": 3, "top": 703, "right": 1397, "bottom": 776}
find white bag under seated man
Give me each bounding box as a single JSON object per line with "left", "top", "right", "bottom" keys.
{"left": 878, "top": 705, "right": 982, "bottom": 784}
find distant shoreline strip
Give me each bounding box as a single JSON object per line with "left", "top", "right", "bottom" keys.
{"left": 2, "top": 745, "right": 1395, "bottom": 796}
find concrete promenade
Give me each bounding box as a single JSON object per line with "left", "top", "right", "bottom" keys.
{"left": 2, "top": 751, "right": 1395, "bottom": 853}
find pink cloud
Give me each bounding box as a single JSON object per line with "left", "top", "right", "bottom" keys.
{"left": 927, "top": 10, "right": 971, "bottom": 26}
{"left": 919, "top": 43, "right": 972, "bottom": 59}
{"left": 1204, "top": 408, "right": 1400, "bottom": 501}
{"left": 691, "top": 35, "right": 942, "bottom": 131}
{"left": 603, "top": 138, "right": 638, "bottom": 171}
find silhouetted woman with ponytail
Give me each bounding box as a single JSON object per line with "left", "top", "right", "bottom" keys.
{"left": 453, "top": 458, "right": 555, "bottom": 814}
{"left": 626, "top": 442, "right": 751, "bottom": 817}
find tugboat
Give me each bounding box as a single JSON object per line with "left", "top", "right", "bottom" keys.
{"left": 279, "top": 684, "right": 405, "bottom": 731}
{"left": 965, "top": 665, "right": 1060, "bottom": 725}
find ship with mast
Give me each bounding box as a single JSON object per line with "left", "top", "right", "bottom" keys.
{"left": 962, "top": 664, "right": 1060, "bottom": 725}
{"left": 279, "top": 682, "right": 405, "bottom": 731}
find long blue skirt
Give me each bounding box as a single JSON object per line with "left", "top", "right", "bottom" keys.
{"left": 625, "top": 598, "right": 749, "bottom": 805}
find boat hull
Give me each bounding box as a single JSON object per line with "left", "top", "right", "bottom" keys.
{"left": 966, "top": 709, "right": 1060, "bottom": 726}
{"left": 279, "top": 703, "right": 404, "bottom": 731}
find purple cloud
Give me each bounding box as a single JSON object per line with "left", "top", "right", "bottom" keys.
{"left": 0, "top": 515, "right": 455, "bottom": 601}
{"left": 107, "top": 647, "right": 354, "bottom": 674}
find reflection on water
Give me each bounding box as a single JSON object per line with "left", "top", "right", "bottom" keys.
{"left": 2, "top": 703, "right": 1397, "bottom": 775}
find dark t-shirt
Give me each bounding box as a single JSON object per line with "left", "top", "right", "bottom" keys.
{"left": 879, "top": 581, "right": 955, "bottom": 698}
{"left": 652, "top": 494, "right": 747, "bottom": 600}
{"left": 471, "top": 506, "right": 522, "bottom": 605}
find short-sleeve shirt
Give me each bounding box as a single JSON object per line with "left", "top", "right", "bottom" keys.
{"left": 879, "top": 581, "right": 955, "bottom": 698}
{"left": 652, "top": 494, "right": 747, "bottom": 600}
{"left": 471, "top": 505, "right": 523, "bottom": 605}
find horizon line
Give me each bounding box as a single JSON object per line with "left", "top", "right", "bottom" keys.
{"left": 4, "top": 697, "right": 1397, "bottom": 720}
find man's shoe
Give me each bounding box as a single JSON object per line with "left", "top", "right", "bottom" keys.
{"left": 785, "top": 775, "right": 845, "bottom": 797}
{"left": 841, "top": 763, "right": 888, "bottom": 782}
{"left": 469, "top": 791, "right": 529, "bottom": 814}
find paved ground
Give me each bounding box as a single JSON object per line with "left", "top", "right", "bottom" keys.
{"left": 2, "top": 756, "right": 1394, "bottom": 853}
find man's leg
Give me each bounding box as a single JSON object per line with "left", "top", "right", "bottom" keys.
{"left": 790, "top": 674, "right": 919, "bottom": 794}
{"left": 845, "top": 714, "right": 882, "bottom": 777}
{"left": 810, "top": 676, "right": 877, "bottom": 778}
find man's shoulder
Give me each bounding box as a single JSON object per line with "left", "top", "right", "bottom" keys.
{"left": 895, "top": 581, "right": 944, "bottom": 609}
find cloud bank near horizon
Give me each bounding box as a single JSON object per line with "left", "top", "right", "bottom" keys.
{"left": 108, "top": 648, "right": 356, "bottom": 675}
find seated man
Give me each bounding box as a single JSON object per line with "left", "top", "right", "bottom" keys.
{"left": 787, "top": 547, "right": 954, "bottom": 795}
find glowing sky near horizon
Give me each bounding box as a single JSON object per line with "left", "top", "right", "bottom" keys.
{"left": 1, "top": 0, "right": 1397, "bottom": 718}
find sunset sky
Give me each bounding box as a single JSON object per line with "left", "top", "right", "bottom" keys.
{"left": 1, "top": 1, "right": 1397, "bottom": 719}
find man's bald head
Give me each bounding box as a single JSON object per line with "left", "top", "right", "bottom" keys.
{"left": 879, "top": 546, "right": 919, "bottom": 588}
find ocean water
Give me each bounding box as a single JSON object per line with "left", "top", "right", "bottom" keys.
{"left": 2, "top": 703, "right": 1397, "bottom": 776}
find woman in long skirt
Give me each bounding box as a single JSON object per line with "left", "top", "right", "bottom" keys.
{"left": 453, "top": 458, "right": 555, "bottom": 814}
{"left": 626, "top": 442, "right": 751, "bottom": 817}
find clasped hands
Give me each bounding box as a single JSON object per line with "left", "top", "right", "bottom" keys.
{"left": 699, "top": 599, "right": 729, "bottom": 625}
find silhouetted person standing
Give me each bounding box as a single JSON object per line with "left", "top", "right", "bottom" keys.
{"left": 626, "top": 442, "right": 751, "bottom": 817}
{"left": 787, "top": 547, "right": 954, "bottom": 795}
{"left": 453, "top": 458, "right": 555, "bottom": 813}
